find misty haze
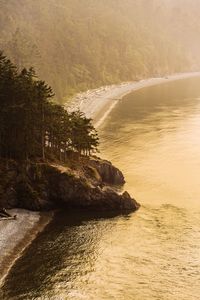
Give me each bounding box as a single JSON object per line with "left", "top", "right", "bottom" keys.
{"left": 0, "top": 1, "right": 200, "bottom": 300}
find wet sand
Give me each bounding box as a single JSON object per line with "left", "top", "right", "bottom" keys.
{"left": 0, "top": 209, "right": 52, "bottom": 286}
{"left": 1, "top": 71, "right": 200, "bottom": 288}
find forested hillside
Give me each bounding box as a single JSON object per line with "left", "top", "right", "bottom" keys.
{"left": 0, "top": 52, "right": 99, "bottom": 160}
{"left": 0, "top": 0, "right": 199, "bottom": 102}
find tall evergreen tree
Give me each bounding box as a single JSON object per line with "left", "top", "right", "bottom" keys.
{"left": 0, "top": 52, "right": 99, "bottom": 161}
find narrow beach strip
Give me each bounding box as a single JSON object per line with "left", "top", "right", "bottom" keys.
{"left": 68, "top": 72, "right": 200, "bottom": 127}
{"left": 1, "top": 71, "right": 200, "bottom": 287}
{"left": 0, "top": 209, "right": 52, "bottom": 287}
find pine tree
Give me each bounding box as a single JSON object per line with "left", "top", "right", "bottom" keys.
{"left": 0, "top": 52, "right": 99, "bottom": 161}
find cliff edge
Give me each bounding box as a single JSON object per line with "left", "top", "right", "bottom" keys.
{"left": 0, "top": 157, "right": 140, "bottom": 213}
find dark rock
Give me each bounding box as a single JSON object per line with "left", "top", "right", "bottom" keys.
{"left": 4, "top": 187, "right": 17, "bottom": 207}
{"left": 89, "top": 158, "right": 125, "bottom": 185}
{"left": 0, "top": 157, "right": 139, "bottom": 214}
{"left": 121, "top": 191, "right": 140, "bottom": 210}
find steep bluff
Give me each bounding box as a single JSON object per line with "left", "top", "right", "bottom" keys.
{"left": 0, "top": 157, "right": 139, "bottom": 213}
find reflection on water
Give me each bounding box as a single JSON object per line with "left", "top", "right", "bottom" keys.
{"left": 99, "top": 77, "right": 200, "bottom": 208}
{"left": 2, "top": 77, "right": 200, "bottom": 299}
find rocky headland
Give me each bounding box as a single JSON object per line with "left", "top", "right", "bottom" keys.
{"left": 0, "top": 157, "right": 139, "bottom": 213}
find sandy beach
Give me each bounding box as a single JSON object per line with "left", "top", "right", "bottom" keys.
{"left": 1, "top": 71, "right": 200, "bottom": 288}
{"left": 68, "top": 72, "right": 200, "bottom": 127}
{"left": 0, "top": 209, "right": 52, "bottom": 286}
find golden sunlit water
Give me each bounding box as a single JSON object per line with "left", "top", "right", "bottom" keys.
{"left": 1, "top": 77, "right": 200, "bottom": 300}
{"left": 100, "top": 77, "right": 200, "bottom": 209}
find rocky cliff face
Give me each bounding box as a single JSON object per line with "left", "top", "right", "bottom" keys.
{"left": 89, "top": 158, "right": 125, "bottom": 185}
{"left": 0, "top": 157, "right": 139, "bottom": 213}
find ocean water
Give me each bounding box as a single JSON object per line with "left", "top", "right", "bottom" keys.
{"left": 1, "top": 77, "right": 200, "bottom": 300}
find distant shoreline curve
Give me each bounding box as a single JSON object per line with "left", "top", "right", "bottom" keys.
{"left": 1, "top": 71, "right": 200, "bottom": 288}
{"left": 68, "top": 72, "right": 200, "bottom": 128}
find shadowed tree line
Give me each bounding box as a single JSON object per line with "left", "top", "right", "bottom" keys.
{"left": 0, "top": 0, "right": 192, "bottom": 101}
{"left": 0, "top": 52, "right": 99, "bottom": 161}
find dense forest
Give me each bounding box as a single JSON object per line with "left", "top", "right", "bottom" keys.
{"left": 0, "top": 52, "right": 99, "bottom": 160}
{"left": 0, "top": 0, "right": 200, "bottom": 102}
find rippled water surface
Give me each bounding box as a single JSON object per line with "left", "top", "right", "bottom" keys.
{"left": 2, "top": 77, "right": 200, "bottom": 299}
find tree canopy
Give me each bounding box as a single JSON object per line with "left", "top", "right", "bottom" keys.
{"left": 0, "top": 52, "right": 99, "bottom": 160}
{"left": 0, "top": 0, "right": 198, "bottom": 102}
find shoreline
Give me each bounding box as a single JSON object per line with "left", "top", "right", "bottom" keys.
{"left": 1, "top": 71, "right": 200, "bottom": 288}
{"left": 68, "top": 72, "right": 200, "bottom": 127}
{"left": 0, "top": 209, "right": 53, "bottom": 287}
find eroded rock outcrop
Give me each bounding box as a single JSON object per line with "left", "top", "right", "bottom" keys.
{"left": 0, "top": 157, "right": 140, "bottom": 213}
{"left": 89, "top": 158, "right": 125, "bottom": 185}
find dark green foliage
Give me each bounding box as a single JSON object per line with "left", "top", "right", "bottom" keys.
{"left": 0, "top": 0, "right": 196, "bottom": 102}
{"left": 0, "top": 52, "right": 99, "bottom": 160}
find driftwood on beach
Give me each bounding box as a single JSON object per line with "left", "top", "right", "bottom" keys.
{"left": 0, "top": 209, "right": 16, "bottom": 220}
{"left": 0, "top": 216, "right": 17, "bottom": 221}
